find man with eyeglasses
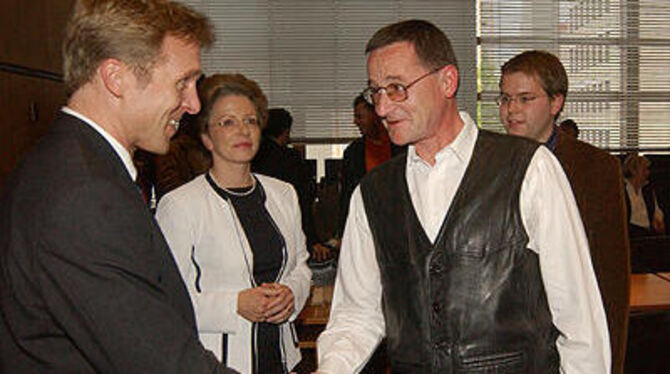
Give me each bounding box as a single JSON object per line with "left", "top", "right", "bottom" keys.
{"left": 316, "top": 20, "right": 609, "bottom": 373}
{"left": 499, "top": 50, "right": 629, "bottom": 374}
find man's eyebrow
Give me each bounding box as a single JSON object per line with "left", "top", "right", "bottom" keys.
{"left": 181, "top": 69, "right": 202, "bottom": 82}
{"left": 368, "top": 74, "right": 404, "bottom": 87}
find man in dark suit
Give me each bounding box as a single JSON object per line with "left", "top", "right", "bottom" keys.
{"left": 252, "top": 108, "right": 333, "bottom": 261}
{"left": 499, "top": 50, "right": 630, "bottom": 374}
{"left": 0, "top": 1, "right": 237, "bottom": 373}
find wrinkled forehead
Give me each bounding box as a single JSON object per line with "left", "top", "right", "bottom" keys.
{"left": 366, "top": 41, "right": 423, "bottom": 85}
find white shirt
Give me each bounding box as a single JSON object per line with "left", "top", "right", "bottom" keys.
{"left": 317, "top": 112, "right": 610, "bottom": 374}
{"left": 61, "top": 107, "right": 137, "bottom": 181}
{"left": 625, "top": 180, "right": 664, "bottom": 228}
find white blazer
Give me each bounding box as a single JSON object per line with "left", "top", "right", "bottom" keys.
{"left": 156, "top": 174, "right": 312, "bottom": 373}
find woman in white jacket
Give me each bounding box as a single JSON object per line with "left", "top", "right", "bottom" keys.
{"left": 156, "top": 74, "right": 311, "bottom": 374}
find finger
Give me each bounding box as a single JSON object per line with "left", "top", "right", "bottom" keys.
{"left": 256, "top": 286, "right": 279, "bottom": 298}
{"left": 265, "top": 294, "right": 291, "bottom": 316}
{"left": 266, "top": 304, "right": 294, "bottom": 323}
{"left": 265, "top": 294, "right": 288, "bottom": 313}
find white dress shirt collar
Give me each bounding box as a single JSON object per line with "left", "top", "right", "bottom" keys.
{"left": 406, "top": 111, "right": 478, "bottom": 168}
{"left": 61, "top": 107, "right": 137, "bottom": 181}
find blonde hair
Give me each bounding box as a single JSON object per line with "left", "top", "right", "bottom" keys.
{"left": 623, "top": 153, "right": 650, "bottom": 179}
{"left": 195, "top": 74, "right": 269, "bottom": 134}
{"left": 63, "top": 0, "right": 214, "bottom": 97}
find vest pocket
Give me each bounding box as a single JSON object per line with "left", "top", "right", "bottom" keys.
{"left": 459, "top": 350, "right": 525, "bottom": 371}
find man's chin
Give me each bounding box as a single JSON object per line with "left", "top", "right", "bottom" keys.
{"left": 388, "top": 131, "right": 409, "bottom": 146}
{"left": 506, "top": 127, "right": 526, "bottom": 138}
{"left": 141, "top": 140, "right": 171, "bottom": 155}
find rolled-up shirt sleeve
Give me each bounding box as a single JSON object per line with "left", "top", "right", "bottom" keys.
{"left": 317, "top": 187, "right": 386, "bottom": 373}
{"left": 521, "top": 146, "right": 610, "bottom": 374}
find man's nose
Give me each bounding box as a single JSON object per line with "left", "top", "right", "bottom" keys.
{"left": 182, "top": 84, "right": 201, "bottom": 114}
{"left": 374, "top": 91, "right": 394, "bottom": 118}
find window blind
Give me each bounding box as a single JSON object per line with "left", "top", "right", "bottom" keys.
{"left": 182, "top": 0, "right": 476, "bottom": 143}
{"left": 479, "top": 0, "right": 670, "bottom": 150}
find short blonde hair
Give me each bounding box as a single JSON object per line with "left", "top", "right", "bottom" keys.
{"left": 195, "top": 74, "right": 269, "bottom": 135}
{"left": 63, "top": 0, "right": 214, "bottom": 97}
{"left": 623, "top": 153, "right": 650, "bottom": 179}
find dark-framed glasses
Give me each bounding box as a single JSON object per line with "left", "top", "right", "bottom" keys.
{"left": 362, "top": 66, "right": 444, "bottom": 106}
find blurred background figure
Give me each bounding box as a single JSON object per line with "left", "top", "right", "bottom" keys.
{"left": 156, "top": 74, "right": 311, "bottom": 374}
{"left": 153, "top": 110, "right": 211, "bottom": 201}
{"left": 624, "top": 153, "right": 666, "bottom": 238}
{"left": 499, "top": 50, "right": 629, "bottom": 374}
{"left": 336, "top": 94, "right": 405, "bottom": 241}
{"left": 559, "top": 118, "right": 579, "bottom": 139}
{"left": 252, "top": 108, "right": 330, "bottom": 261}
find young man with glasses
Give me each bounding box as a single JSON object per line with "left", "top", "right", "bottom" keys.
{"left": 499, "top": 50, "right": 630, "bottom": 374}
{"left": 316, "top": 21, "right": 609, "bottom": 373}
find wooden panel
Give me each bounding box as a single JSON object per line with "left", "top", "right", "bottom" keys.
{"left": 0, "top": 0, "right": 74, "bottom": 72}
{"left": 0, "top": 72, "right": 66, "bottom": 186}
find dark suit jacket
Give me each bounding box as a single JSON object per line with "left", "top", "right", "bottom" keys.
{"left": 553, "top": 131, "right": 630, "bottom": 374}
{"left": 0, "top": 112, "right": 235, "bottom": 373}
{"left": 337, "top": 137, "right": 405, "bottom": 237}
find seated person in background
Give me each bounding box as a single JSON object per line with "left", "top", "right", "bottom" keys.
{"left": 499, "top": 50, "right": 629, "bottom": 374}
{"left": 336, "top": 94, "right": 406, "bottom": 240}
{"left": 560, "top": 118, "right": 579, "bottom": 139}
{"left": 156, "top": 74, "right": 311, "bottom": 374}
{"left": 623, "top": 153, "right": 666, "bottom": 237}
{"left": 153, "top": 111, "right": 211, "bottom": 201}
{"left": 252, "top": 108, "right": 330, "bottom": 261}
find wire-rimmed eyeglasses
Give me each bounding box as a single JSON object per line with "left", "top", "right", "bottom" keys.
{"left": 362, "top": 66, "right": 444, "bottom": 106}
{"left": 495, "top": 94, "right": 548, "bottom": 107}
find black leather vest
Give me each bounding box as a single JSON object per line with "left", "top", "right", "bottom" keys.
{"left": 360, "top": 131, "right": 559, "bottom": 373}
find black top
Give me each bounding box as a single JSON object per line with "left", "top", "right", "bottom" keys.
{"left": 206, "top": 174, "right": 287, "bottom": 374}
{"left": 252, "top": 137, "right": 318, "bottom": 246}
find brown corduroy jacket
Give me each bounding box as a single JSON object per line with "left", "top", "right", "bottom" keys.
{"left": 553, "top": 131, "right": 631, "bottom": 374}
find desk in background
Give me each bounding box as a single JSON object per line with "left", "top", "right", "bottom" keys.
{"left": 626, "top": 273, "right": 670, "bottom": 373}
{"left": 629, "top": 273, "right": 670, "bottom": 311}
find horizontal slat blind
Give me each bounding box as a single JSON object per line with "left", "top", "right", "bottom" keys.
{"left": 479, "top": 0, "right": 670, "bottom": 150}
{"left": 183, "top": 0, "right": 476, "bottom": 143}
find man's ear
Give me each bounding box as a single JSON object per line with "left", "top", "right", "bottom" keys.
{"left": 98, "top": 58, "right": 125, "bottom": 98}
{"left": 550, "top": 94, "right": 565, "bottom": 118}
{"left": 440, "top": 65, "right": 459, "bottom": 99}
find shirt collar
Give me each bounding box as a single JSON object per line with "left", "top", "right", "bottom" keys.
{"left": 407, "top": 111, "right": 478, "bottom": 167}
{"left": 544, "top": 125, "right": 559, "bottom": 152}
{"left": 61, "top": 107, "right": 137, "bottom": 181}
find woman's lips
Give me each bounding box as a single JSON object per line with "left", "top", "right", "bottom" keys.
{"left": 235, "top": 142, "right": 252, "bottom": 148}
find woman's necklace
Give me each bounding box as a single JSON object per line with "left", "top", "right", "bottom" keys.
{"left": 210, "top": 172, "right": 257, "bottom": 197}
